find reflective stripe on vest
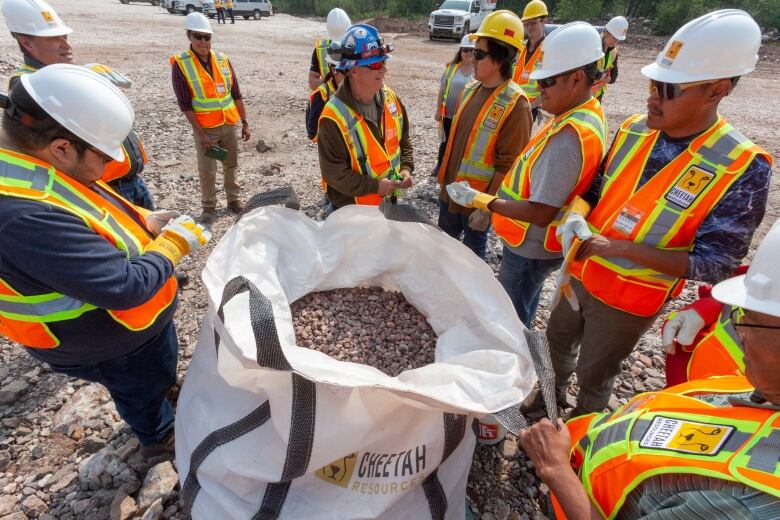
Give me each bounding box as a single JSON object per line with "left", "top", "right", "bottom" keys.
{"left": 11, "top": 64, "right": 37, "bottom": 79}
{"left": 315, "top": 38, "right": 329, "bottom": 79}
{"left": 170, "top": 50, "right": 239, "bottom": 129}
{"left": 592, "top": 47, "right": 618, "bottom": 98}
{"left": 319, "top": 87, "right": 404, "bottom": 206}
{"left": 0, "top": 149, "right": 177, "bottom": 348}
{"left": 512, "top": 44, "right": 543, "bottom": 103}
{"left": 308, "top": 78, "right": 336, "bottom": 146}
{"left": 687, "top": 305, "right": 745, "bottom": 381}
{"left": 493, "top": 96, "right": 606, "bottom": 252}
{"left": 101, "top": 129, "right": 149, "bottom": 183}
{"left": 438, "top": 80, "right": 526, "bottom": 192}
{"left": 571, "top": 114, "right": 772, "bottom": 317}
{"left": 440, "top": 62, "right": 461, "bottom": 118}
{"left": 562, "top": 376, "right": 780, "bottom": 520}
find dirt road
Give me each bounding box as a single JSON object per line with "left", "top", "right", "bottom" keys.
{"left": 0, "top": 1, "right": 778, "bottom": 518}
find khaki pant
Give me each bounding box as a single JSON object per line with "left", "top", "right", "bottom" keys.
{"left": 194, "top": 123, "right": 240, "bottom": 210}
{"left": 546, "top": 278, "right": 662, "bottom": 414}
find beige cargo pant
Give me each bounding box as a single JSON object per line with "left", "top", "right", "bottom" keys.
{"left": 193, "top": 123, "right": 241, "bottom": 210}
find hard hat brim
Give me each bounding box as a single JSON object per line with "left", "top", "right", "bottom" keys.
{"left": 606, "top": 29, "right": 626, "bottom": 41}
{"left": 187, "top": 28, "right": 214, "bottom": 34}
{"left": 712, "top": 275, "right": 780, "bottom": 318}
{"left": 641, "top": 62, "right": 728, "bottom": 84}
{"left": 530, "top": 49, "right": 604, "bottom": 80}
{"left": 20, "top": 25, "right": 73, "bottom": 37}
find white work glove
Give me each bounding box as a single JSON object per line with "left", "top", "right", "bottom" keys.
{"left": 446, "top": 181, "right": 479, "bottom": 207}
{"left": 145, "top": 210, "right": 181, "bottom": 236}
{"left": 467, "top": 209, "right": 491, "bottom": 231}
{"left": 551, "top": 238, "right": 583, "bottom": 312}
{"left": 662, "top": 309, "right": 706, "bottom": 355}
{"left": 84, "top": 63, "right": 133, "bottom": 89}
{"left": 163, "top": 215, "right": 212, "bottom": 253}
{"left": 557, "top": 213, "right": 592, "bottom": 259}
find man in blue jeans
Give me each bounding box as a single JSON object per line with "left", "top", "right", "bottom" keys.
{"left": 0, "top": 65, "right": 210, "bottom": 457}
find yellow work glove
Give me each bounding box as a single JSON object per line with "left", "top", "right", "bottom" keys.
{"left": 145, "top": 215, "right": 211, "bottom": 266}
{"left": 446, "top": 181, "right": 496, "bottom": 211}
{"left": 84, "top": 63, "right": 133, "bottom": 89}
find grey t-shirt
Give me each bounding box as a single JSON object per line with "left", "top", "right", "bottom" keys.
{"left": 442, "top": 68, "right": 474, "bottom": 119}
{"left": 503, "top": 125, "right": 584, "bottom": 260}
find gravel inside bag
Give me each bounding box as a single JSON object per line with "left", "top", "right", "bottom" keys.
{"left": 290, "top": 287, "right": 437, "bottom": 377}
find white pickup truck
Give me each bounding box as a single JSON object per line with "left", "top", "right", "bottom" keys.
{"left": 171, "top": 0, "right": 214, "bottom": 14}
{"left": 428, "top": 0, "right": 496, "bottom": 41}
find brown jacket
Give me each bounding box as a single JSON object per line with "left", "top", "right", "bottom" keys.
{"left": 317, "top": 77, "right": 414, "bottom": 209}
{"left": 439, "top": 82, "right": 532, "bottom": 214}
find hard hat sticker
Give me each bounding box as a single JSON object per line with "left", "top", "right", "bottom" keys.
{"left": 639, "top": 416, "right": 734, "bottom": 456}
{"left": 41, "top": 10, "right": 55, "bottom": 24}
{"left": 665, "top": 166, "right": 714, "bottom": 209}
{"left": 665, "top": 40, "right": 684, "bottom": 60}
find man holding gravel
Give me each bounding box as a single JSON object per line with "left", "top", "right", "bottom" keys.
{"left": 519, "top": 219, "right": 780, "bottom": 518}
{"left": 547, "top": 10, "right": 772, "bottom": 417}
{"left": 317, "top": 24, "right": 414, "bottom": 211}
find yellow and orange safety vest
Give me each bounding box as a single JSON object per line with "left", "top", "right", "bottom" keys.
{"left": 438, "top": 79, "right": 526, "bottom": 193}
{"left": 560, "top": 375, "right": 780, "bottom": 519}
{"left": 512, "top": 42, "right": 543, "bottom": 104}
{"left": 319, "top": 87, "right": 404, "bottom": 206}
{"left": 170, "top": 49, "right": 239, "bottom": 129}
{"left": 571, "top": 114, "right": 771, "bottom": 317}
{"left": 493, "top": 96, "right": 606, "bottom": 252}
{"left": 0, "top": 149, "right": 177, "bottom": 349}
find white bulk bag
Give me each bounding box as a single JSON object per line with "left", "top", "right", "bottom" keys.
{"left": 176, "top": 205, "right": 536, "bottom": 519}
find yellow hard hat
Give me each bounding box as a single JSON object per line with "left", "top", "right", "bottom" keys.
{"left": 521, "top": 0, "right": 548, "bottom": 21}
{"left": 469, "top": 10, "right": 525, "bottom": 51}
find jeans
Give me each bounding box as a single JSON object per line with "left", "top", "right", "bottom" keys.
{"left": 497, "top": 246, "right": 562, "bottom": 327}
{"left": 49, "top": 322, "right": 179, "bottom": 446}
{"left": 437, "top": 199, "right": 489, "bottom": 259}
{"left": 110, "top": 176, "right": 155, "bottom": 211}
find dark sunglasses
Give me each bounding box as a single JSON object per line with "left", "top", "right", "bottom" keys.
{"left": 362, "top": 60, "right": 386, "bottom": 71}
{"left": 731, "top": 307, "right": 780, "bottom": 331}
{"left": 472, "top": 49, "right": 491, "bottom": 61}
{"left": 460, "top": 48, "right": 474, "bottom": 54}
{"left": 537, "top": 68, "right": 580, "bottom": 89}
{"left": 191, "top": 33, "right": 211, "bottom": 41}
{"left": 648, "top": 79, "right": 715, "bottom": 101}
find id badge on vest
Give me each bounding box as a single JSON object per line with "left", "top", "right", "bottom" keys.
{"left": 216, "top": 83, "right": 226, "bottom": 95}
{"left": 612, "top": 203, "right": 643, "bottom": 238}
{"left": 521, "top": 70, "right": 530, "bottom": 80}
{"left": 483, "top": 104, "right": 506, "bottom": 130}
{"left": 665, "top": 166, "right": 715, "bottom": 209}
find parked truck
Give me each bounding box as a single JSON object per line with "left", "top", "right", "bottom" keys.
{"left": 172, "top": 0, "right": 214, "bottom": 15}
{"left": 428, "top": 0, "right": 496, "bottom": 41}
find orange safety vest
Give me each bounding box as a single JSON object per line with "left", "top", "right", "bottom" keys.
{"left": 512, "top": 42, "right": 543, "bottom": 103}
{"left": 559, "top": 376, "right": 780, "bottom": 519}
{"left": 492, "top": 97, "right": 606, "bottom": 252}
{"left": 0, "top": 148, "right": 177, "bottom": 349}
{"left": 308, "top": 77, "right": 337, "bottom": 145}
{"left": 686, "top": 305, "right": 745, "bottom": 381}
{"left": 319, "top": 87, "right": 404, "bottom": 206}
{"left": 438, "top": 79, "right": 526, "bottom": 192}
{"left": 571, "top": 114, "right": 772, "bottom": 317}
{"left": 12, "top": 63, "right": 148, "bottom": 184}
{"left": 170, "top": 49, "right": 239, "bottom": 129}
{"left": 314, "top": 38, "right": 330, "bottom": 80}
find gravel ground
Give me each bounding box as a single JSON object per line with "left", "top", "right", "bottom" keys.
{"left": 0, "top": 2, "right": 778, "bottom": 519}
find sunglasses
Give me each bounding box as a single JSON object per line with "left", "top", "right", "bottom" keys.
{"left": 472, "top": 49, "right": 491, "bottom": 61}
{"left": 362, "top": 61, "right": 386, "bottom": 71}
{"left": 191, "top": 33, "right": 211, "bottom": 41}
{"left": 460, "top": 48, "right": 474, "bottom": 54}
{"left": 648, "top": 79, "right": 715, "bottom": 101}
{"left": 537, "top": 68, "right": 580, "bottom": 89}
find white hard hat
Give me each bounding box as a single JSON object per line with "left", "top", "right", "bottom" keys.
{"left": 1, "top": 0, "right": 72, "bottom": 37}
{"left": 19, "top": 64, "right": 134, "bottom": 161}
{"left": 184, "top": 11, "right": 212, "bottom": 34}
{"left": 641, "top": 9, "right": 760, "bottom": 84}
{"left": 712, "top": 219, "right": 780, "bottom": 318}
{"left": 460, "top": 34, "right": 475, "bottom": 48}
{"left": 326, "top": 8, "right": 351, "bottom": 41}
{"left": 605, "top": 15, "right": 628, "bottom": 41}
{"left": 530, "top": 21, "right": 604, "bottom": 80}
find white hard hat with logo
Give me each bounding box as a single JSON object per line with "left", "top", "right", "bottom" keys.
{"left": 326, "top": 8, "right": 351, "bottom": 41}
{"left": 641, "top": 9, "right": 760, "bottom": 84}
{"left": 19, "top": 64, "right": 134, "bottom": 161}
{"left": 712, "top": 219, "right": 780, "bottom": 318}
{"left": 530, "top": 21, "right": 604, "bottom": 80}
{"left": 185, "top": 11, "right": 212, "bottom": 34}
{"left": 605, "top": 15, "right": 628, "bottom": 41}
{"left": 1, "top": 0, "right": 72, "bottom": 37}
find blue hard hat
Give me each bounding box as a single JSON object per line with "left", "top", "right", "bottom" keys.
{"left": 330, "top": 24, "right": 393, "bottom": 70}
